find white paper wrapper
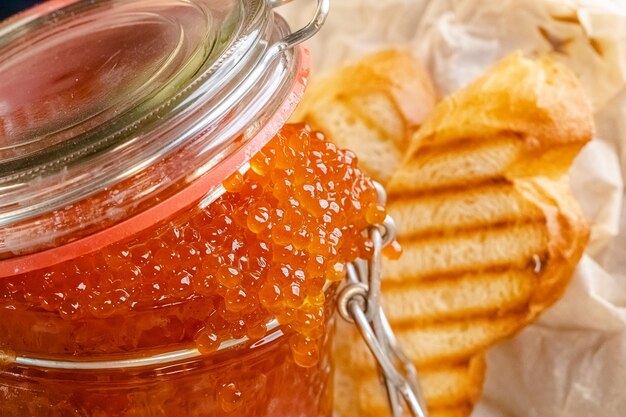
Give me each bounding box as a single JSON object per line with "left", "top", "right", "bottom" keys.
{"left": 282, "top": 1, "right": 626, "bottom": 415}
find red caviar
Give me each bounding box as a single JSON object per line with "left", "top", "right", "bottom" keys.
{"left": 0, "top": 124, "right": 380, "bottom": 363}
{"left": 0, "top": 123, "right": 383, "bottom": 416}
{"left": 383, "top": 240, "right": 404, "bottom": 261}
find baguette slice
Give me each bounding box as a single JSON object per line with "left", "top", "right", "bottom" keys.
{"left": 333, "top": 320, "right": 486, "bottom": 417}
{"left": 303, "top": 51, "right": 592, "bottom": 417}
{"left": 357, "top": 354, "right": 486, "bottom": 416}
{"left": 292, "top": 49, "right": 436, "bottom": 184}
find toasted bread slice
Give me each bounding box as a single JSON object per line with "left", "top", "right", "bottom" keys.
{"left": 357, "top": 354, "right": 486, "bottom": 411}
{"left": 334, "top": 321, "right": 486, "bottom": 417}
{"left": 302, "top": 51, "right": 592, "bottom": 417}
{"left": 292, "top": 50, "right": 436, "bottom": 184}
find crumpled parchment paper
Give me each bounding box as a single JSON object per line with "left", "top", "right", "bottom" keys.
{"left": 282, "top": 1, "right": 626, "bottom": 415}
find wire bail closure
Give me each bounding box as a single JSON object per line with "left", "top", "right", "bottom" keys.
{"left": 337, "top": 182, "right": 429, "bottom": 417}
{"left": 269, "top": 0, "right": 330, "bottom": 55}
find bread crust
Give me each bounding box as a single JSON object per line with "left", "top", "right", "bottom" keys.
{"left": 514, "top": 177, "right": 590, "bottom": 318}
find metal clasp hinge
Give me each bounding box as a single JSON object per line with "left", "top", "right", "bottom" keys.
{"left": 269, "top": 0, "right": 330, "bottom": 55}
{"left": 337, "top": 183, "right": 429, "bottom": 417}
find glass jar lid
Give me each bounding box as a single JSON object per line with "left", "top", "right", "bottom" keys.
{"left": 0, "top": 0, "right": 328, "bottom": 269}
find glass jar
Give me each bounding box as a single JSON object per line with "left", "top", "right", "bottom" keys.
{"left": 0, "top": 0, "right": 392, "bottom": 416}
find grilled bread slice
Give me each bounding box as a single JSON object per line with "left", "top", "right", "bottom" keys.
{"left": 333, "top": 319, "right": 486, "bottom": 417}
{"left": 292, "top": 49, "right": 437, "bottom": 184}
{"left": 299, "top": 51, "right": 593, "bottom": 416}
{"left": 357, "top": 354, "right": 486, "bottom": 416}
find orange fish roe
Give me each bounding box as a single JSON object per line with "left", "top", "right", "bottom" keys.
{"left": 382, "top": 240, "right": 404, "bottom": 261}
{"left": 0, "top": 123, "right": 382, "bottom": 367}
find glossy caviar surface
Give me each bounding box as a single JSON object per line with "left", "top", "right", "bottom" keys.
{"left": 0, "top": 123, "right": 384, "bottom": 366}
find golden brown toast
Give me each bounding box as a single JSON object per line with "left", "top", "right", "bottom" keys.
{"left": 297, "top": 51, "right": 593, "bottom": 416}
{"left": 292, "top": 49, "right": 437, "bottom": 184}
{"left": 357, "top": 354, "right": 486, "bottom": 415}
{"left": 333, "top": 319, "right": 486, "bottom": 417}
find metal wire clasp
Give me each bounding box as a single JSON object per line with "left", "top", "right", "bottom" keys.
{"left": 337, "top": 183, "right": 429, "bottom": 417}
{"left": 269, "top": 0, "right": 330, "bottom": 55}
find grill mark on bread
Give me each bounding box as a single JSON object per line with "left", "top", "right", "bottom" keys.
{"left": 389, "top": 138, "right": 524, "bottom": 194}
{"left": 382, "top": 268, "right": 538, "bottom": 326}
{"left": 388, "top": 178, "right": 511, "bottom": 202}
{"left": 335, "top": 94, "right": 394, "bottom": 145}
{"left": 381, "top": 261, "right": 547, "bottom": 287}
{"left": 395, "top": 217, "right": 546, "bottom": 242}
{"left": 352, "top": 353, "right": 485, "bottom": 379}
{"left": 358, "top": 358, "right": 484, "bottom": 410}
{"left": 407, "top": 131, "right": 524, "bottom": 158}
{"left": 399, "top": 217, "right": 542, "bottom": 243}
{"left": 388, "top": 181, "right": 546, "bottom": 237}
{"left": 422, "top": 355, "right": 485, "bottom": 378}
{"left": 350, "top": 315, "right": 525, "bottom": 369}
{"left": 342, "top": 93, "right": 408, "bottom": 147}
{"left": 383, "top": 220, "right": 548, "bottom": 283}
{"left": 389, "top": 305, "right": 533, "bottom": 331}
